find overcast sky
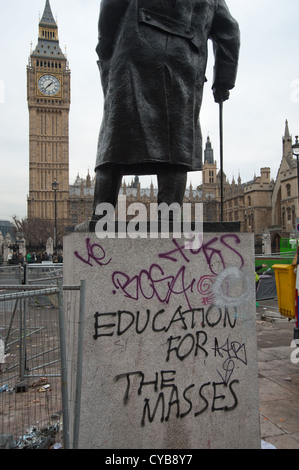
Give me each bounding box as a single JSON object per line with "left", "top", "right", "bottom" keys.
{"left": 1, "top": 0, "right": 299, "bottom": 221}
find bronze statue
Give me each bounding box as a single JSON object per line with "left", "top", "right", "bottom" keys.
{"left": 91, "top": 0, "right": 240, "bottom": 221}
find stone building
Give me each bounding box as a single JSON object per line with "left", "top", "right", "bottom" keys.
{"left": 68, "top": 173, "right": 202, "bottom": 224}
{"left": 270, "top": 120, "right": 299, "bottom": 252}
{"left": 27, "top": 0, "right": 71, "bottom": 237}
{"left": 243, "top": 168, "right": 273, "bottom": 235}
{"left": 201, "top": 135, "right": 226, "bottom": 222}
{"left": 220, "top": 121, "right": 298, "bottom": 252}
{"left": 273, "top": 121, "right": 299, "bottom": 226}
{"left": 69, "top": 172, "right": 94, "bottom": 226}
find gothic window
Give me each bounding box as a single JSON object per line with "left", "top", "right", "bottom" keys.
{"left": 247, "top": 196, "right": 251, "bottom": 206}
{"left": 287, "top": 207, "right": 291, "bottom": 221}
{"left": 286, "top": 184, "right": 291, "bottom": 197}
{"left": 282, "top": 207, "right": 285, "bottom": 226}
{"left": 247, "top": 213, "right": 253, "bottom": 228}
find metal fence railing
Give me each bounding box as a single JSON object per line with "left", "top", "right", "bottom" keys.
{"left": 0, "top": 266, "right": 23, "bottom": 286}
{"left": 0, "top": 263, "right": 63, "bottom": 290}
{"left": 0, "top": 279, "right": 85, "bottom": 449}
{"left": 0, "top": 286, "right": 62, "bottom": 448}
{"left": 25, "top": 263, "right": 63, "bottom": 290}
{"left": 63, "top": 282, "right": 86, "bottom": 449}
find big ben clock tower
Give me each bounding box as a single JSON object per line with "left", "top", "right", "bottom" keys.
{"left": 27, "top": 0, "right": 70, "bottom": 236}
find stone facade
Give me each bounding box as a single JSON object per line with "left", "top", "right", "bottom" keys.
{"left": 27, "top": 1, "right": 70, "bottom": 233}
{"left": 218, "top": 121, "right": 299, "bottom": 251}
{"left": 222, "top": 121, "right": 299, "bottom": 252}
{"left": 271, "top": 121, "right": 298, "bottom": 243}
{"left": 64, "top": 232, "right": 260, "bottom": 449}
{"left": 69, "top": 172, "right": 94, "bottom": 227}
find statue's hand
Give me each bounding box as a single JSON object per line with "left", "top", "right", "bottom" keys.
{"left": 213, "top": 88, "right": 230, "bottom": 103}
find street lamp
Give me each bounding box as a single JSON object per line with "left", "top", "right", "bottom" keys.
{"left": 292, "top": 136, "right": 299, "bottom": 340}
{"left": 52, "top": 180, "right": 59, "bottom": 250}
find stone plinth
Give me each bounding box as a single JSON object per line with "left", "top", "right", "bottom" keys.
{"left": 63, "top": 231, "right": 260, "bottom": 449}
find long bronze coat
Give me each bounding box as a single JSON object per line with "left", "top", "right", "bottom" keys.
{"left": 95, "top": 0, "right": 240, "bottom": 174}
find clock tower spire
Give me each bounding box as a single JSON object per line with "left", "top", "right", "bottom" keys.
{"left": 40, "top": 0, "right": 56, "bottom": 27}
{"left": 27, "top": 0, "right": 70, "bottom": 243}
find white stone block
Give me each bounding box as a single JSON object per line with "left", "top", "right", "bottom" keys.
{"left": 63, "top": 231, "right": 260, "bottom": 449}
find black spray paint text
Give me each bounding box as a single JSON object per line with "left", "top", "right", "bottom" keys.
{"left": 114, "top": 369, "right": 240, "bottom": 426}
{"left": 93, "top": 304, "right": 237, "bottom": 340}
{"left": 93, "top": 305, "right": 238, "bottom": 362}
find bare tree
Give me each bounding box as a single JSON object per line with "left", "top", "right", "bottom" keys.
{"left": 11, "top": 216, "right": 66, "bottom": 249}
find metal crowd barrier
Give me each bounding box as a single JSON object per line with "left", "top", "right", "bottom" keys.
{"left": 0, "top": 279, "right": 86, "bottom": 449}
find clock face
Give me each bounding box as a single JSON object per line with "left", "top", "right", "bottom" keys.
{"left": 38, "top": 74, "right": 61, "bottom": 96}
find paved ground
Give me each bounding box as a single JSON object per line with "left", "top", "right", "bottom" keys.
{"left": 256, "top": 299, "right": 299, "bottom": 449}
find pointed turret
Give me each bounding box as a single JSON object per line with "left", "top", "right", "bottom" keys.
{"left": 283, "top": 119, "right": 292, "bottom": 158}
{"left": 86, "top": 170, "right": 91, "bottom": 188}
{"left": 284, "top": 119, "right": 291, "bottom": 140}
{"left": 189, "top": 181, "right": 193, "bottom": 199}
{"left": 204, "top": 136, "right": 214, "bottom": 164}
{"left": 150, "top": 180, "right": 154, "bottom": 199}
{"left": 31, "top": 0, "right": 65, "bottom": 60}
{"left": 40, "top": 0, "right": 57, "bottom": 27}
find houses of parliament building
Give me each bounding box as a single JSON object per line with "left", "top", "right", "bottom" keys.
{"left": 27, "top": 2, "right": 299, "bottom": 253}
